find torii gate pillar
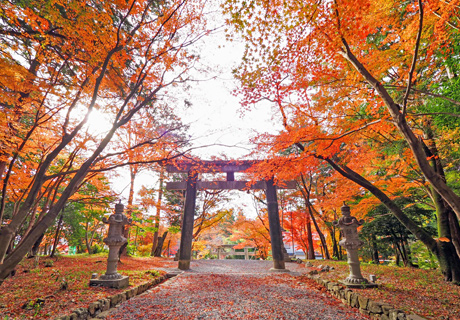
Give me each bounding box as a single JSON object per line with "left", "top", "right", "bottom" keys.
{"left": 178, "top": 171, "right": 197, "bottom": 270}
{"left": 266, "top": 178, "right": 286, "bottom": 271}
{"left": 165, "top": 160, "right": 295, "bottom": 271}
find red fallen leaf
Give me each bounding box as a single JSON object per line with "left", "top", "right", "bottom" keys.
{"left": 0, "top": 256, "right": 170, "bottom": 319}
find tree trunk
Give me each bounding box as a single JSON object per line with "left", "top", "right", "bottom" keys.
{"left": 50, "top": 213, "right": 64, "bottom": 258}
{"left": 133, "top": 226, "right": 139, "bottom": 254}
{"left": 30, "top": 233, "right": 45, "bottom": 257}
{"left": 298, "top": 174, "right": 331, "bottom": 259}
{"left": 85, "top": 223, "right": 93, "bottom": 255}
{"left": 393, "top": 238, "right": 406, "bottom": 266}
{"left": 371, "top": 234, "right": 379, "bottom": 264}
{"left": 330, "top": 227, "right": 341, "bottom": 260}
{"left": 120, "top": 166, "right": 138, "bottom": 257}
{"left": 0, "top": 161, "right": 6, "bottom": 185}
{"left": 436, "top": 240, "right": 460, "bottom": 282}
{"left": 340, "top": 38, "right": 460, "bottom": 223}
{"left": 320, "top": 155, "right": 460, "bottom": 283}
{"left": 395, "top": 247, "right": 401, "bottom": 267}
{"left": 151, "top": 169, "right": 164, "bottom": 256}
{"left": 154, "top": 231, "right": 168, "bottom": 257}
{"left": 448, "top": 211, "right": 460, "bottom": 258}
{"left": 307, "top": 203, "right": 330, "bottom": 259}
{"left": 423, "top": 124, "right": 460, "bottom": 275}
{"left": 305, "top": 212, "right": 315, "bottom": 259}
{"left": 400, "top": 239, "right": 410, "bottom": 267}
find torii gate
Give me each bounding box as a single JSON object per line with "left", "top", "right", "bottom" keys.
{"left": 164, "top": 160, "right": 296, "bottom": 271}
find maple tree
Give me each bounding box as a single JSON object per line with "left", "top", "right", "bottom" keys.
{"left": 0, "top": 0, "right": 208, "bottom": 284}
{"left": 229, "top": 194, "right": 274, "bottom": 260}
{"left": 68, "top": 175, "right": 116, "bottom": 254}
{"left": 135, "top": 172, "right": 187, "bottom": 257}
{"left": 231, "top": 210, "right": 271, "bottom": 260}
{"left": 137, "top": 184, "right": 163, "bottom": 255}
{"left": 56, "top": 174, "right": 118, "bottom": 256}
{"left": 278, "top": 188, "right": 318, "bottom": 259}
{"left": 224, "top": 0, "right": 460, "bottom": 282}
{"left": 112, "top": 105, "right": 189, "bottom": 256}
{"left": 282, "top": 209, "right": 319, "bottom": 259}
{"left": 193, "top": 190, "right": 233, "bottom": 240}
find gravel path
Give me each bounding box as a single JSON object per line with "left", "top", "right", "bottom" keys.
{"left": 107, "top": 260, "right": 369, "bottom": 320}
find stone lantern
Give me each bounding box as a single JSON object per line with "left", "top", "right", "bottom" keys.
{"left": 90, "top": 201, "right": 131, "bottom": 288}
{"left": 333, "top": 203, "right": 377, "bottom": 288}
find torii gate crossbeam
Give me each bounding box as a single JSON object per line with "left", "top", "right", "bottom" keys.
{"left": 164, "top": 160, "right": 296, "bottom": 272}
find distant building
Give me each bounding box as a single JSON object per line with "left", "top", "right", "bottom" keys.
{"left": 283, "top": 241, "right": 306, "bottom": 259}
{"left": 282, "top": 230, "right": 322, "bottom": 260}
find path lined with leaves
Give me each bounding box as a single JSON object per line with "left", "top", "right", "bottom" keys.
{"left": 107, "top": 260, "right": 369, "bottom": 320}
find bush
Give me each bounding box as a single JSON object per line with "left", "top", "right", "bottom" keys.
{"left": 145, "top": 270, "right": 160, "bottom": 277}
{"left": 91, "top": 243, "right": 108, "bottom": 254}
{"left": 411, "top": 241, "right": 439, "bottom": 269}
{"left": 126, "top": 244, "right": 137, "bottom": 256}
{"left": 137, "top": 244, "right": 153, "bottom": 257}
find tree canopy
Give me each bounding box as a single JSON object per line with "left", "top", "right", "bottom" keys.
{"left": 0, "top": 0, "right": 207, "bottom": 282}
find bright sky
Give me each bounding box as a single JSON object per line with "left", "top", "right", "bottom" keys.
{"left": 109, "top": 4, "right": 283, "bottom": 218}
{"left": 175, "top": 10, "right": 281, "bottom": 160}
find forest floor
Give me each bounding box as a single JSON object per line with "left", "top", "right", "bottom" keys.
{"left": 0, "top": 255, "right": 176, "bottom": 319}
{"left": 0, "top": 256, "right": 459, "bottom": 319}
{"left": 305, "top": 259, "right": 460, "bottom": 320}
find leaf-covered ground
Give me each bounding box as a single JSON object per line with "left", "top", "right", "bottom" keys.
{"left": 1, "top": 257, "right": 459, "bottom": 319}
{"left": 107, "top": 260, "right": 368, "bottom": 320}
{"left": 305, "top": 260, "right": 460, "bottom": 320}
{"left": 0, "top": 255, "right": 175, "bottom": 319}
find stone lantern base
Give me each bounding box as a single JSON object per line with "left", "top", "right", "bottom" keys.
{"left": 269, "top": 268, "right": 291, "bottom": 273}
{"left": 339, "top": 278, "right": 378, "bottom": 289}
{"left": 90, "top": 275, "right": 129, "bottom": 289}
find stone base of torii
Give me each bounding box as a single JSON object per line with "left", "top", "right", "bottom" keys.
{"left": 164, "top": 160, "right": 296, "bottom": 272}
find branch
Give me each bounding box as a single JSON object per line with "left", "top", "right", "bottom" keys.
{"left": 407, "top": 111, "right": 460, "bottom": 118}
{"left": 0, "top": 28, "right": 66, "bottom": 40}
{"left": 433, "top": 11, "right": 459, "bottom": 31}
{"left": 315, "top": 154, "right": 437, "bottom": 249}
{"left": 402, "top": 0, "right": 424, "bottom": 115}
{"left": 44, "top": 151, "right": 187, "bottom": 180}
{"left": 385, "top": 85, "right": 460, "bottom": 106}
{"left": 321, "top": 119, "right": 382, "bottom": 149}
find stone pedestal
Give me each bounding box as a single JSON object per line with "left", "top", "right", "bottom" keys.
{"left": 89, "top": 275, "right": 129, "bottom": 288}
{"left": 90, "top": 202, "right": 131, "bottom": 288}
{"left": 282, "top": 245, "right": 291, "bottom": 262}
{"left": 269, "top": 267, "right": 291, "bottom": 273}
{"left": 334, "top": 203, "right": 377, "bottom": 288}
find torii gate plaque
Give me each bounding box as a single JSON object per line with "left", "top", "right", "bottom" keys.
{"left": 164, "top": 160, "right": 296, "bottom": 271}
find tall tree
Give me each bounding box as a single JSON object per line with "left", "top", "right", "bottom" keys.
{"left": 230, "top": 210, "right": 271, "bottom": 260}
{"left": 224, "top": 0, "right": 460, "bottom": 282}
{"left": 0, "top": 0, "right": 207, "bottom": 284}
